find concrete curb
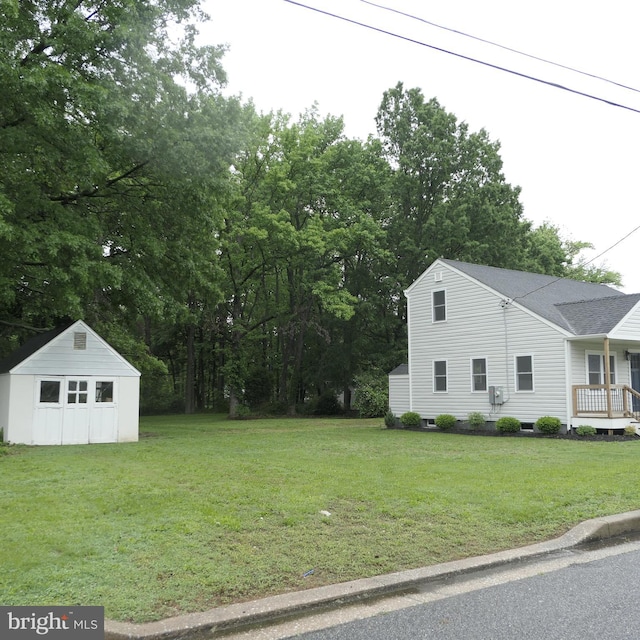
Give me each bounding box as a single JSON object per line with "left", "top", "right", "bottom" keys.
{"left": 104, "top": 509, "right": 640, "bottom": 640}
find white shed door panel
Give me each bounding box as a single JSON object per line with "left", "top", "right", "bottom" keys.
{"left": 33, "top": 377, "right": 118, "bottom": 445}
{"left": 33, "top": 405, "right": 63, "bottom": 445}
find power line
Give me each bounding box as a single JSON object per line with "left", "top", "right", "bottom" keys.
{"left": 283, "top": 0, "right": 640, "bottom": 116}
{"left": 513, "top": 223, "right": 640, "bottom": 301}
{"left": 360, "top": 0, "right": 640, "bottom": 97}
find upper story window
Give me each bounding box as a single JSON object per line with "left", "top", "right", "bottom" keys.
{"left": 471, "top": 358, "right": 487, "bottom": 392}
{"left": 515, "top": 355, "right": 534, "bottom": 391}
{"left": 587, "top": 353, "right": 616, "bottom": 385}
{"left": 432, "top": 290, "right": 446, "bottom": 322}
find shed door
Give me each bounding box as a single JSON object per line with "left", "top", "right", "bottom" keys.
{"left": 89, "top": 380, "right": 118, "bottom": 443}
{"left": 33, "top": 377, "right": 118, "bottom": 445}
{"left": 62, "top": 379, "right": 90, "bottom": 444}
{"left": 33, "top": 379, "right": 64, "bottom": 445}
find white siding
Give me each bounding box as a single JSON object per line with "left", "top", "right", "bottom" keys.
{"left": 611, "top": 303, "right": 640, "bottom": 340}
{"left": 406, "top": 263, "right": 569, "bottom": 423}
{"left": 389, "top": 374, "right": 410, "bottom": 415}
{"left": 0, "top": 373, "right": 9, "bottom": 440}
{"left": 12, "top": 321, "right": 139, "bottom": 377}
{"left": 5, "top": 375, "right": 35, "bottom": 444}
{"left": 118, "top": 377, "right": 140, "bottom": 442}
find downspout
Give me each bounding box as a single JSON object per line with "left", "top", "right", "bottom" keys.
{"left": 604, "top": 336, "right": 613, "bottom": 419}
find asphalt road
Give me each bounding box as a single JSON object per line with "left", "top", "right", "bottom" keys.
{"left": 223, "top": 537, "right": 640, "bottom": 640}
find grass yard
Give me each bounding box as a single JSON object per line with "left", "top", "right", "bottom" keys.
{"left": 2, "top": 415, "right": 640, "bottom": 622}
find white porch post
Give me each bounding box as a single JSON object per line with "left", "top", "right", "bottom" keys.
{"left": 604, "top": 336, "right": 613, "bottom": 419}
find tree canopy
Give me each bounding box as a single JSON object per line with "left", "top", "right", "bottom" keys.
{"left": 0, "top": 3, "right": 620, "bottom": 415}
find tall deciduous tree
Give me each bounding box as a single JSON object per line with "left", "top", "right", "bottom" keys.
{"left": 0, "top": 0, "right": 230, "bottom": 336}
{"left": 376, "top": 82, "right": 530, "bottom": 293}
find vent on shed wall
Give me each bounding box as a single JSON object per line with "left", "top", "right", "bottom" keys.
{"left": 434, "top": 271, "right": 443, "bottom": 282}
{"left": 74, "top": 332, "right": 87, "bottom": 350}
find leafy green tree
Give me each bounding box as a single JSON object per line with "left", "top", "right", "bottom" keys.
{"left": 0, "top": 0, "right": 229, "bottom": 334}
{"left": 376, "top": 82, "right": 530, "bottom": 292}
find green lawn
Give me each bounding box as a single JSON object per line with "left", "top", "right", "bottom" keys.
{"left": 2, "top": 415, "right": 640, "bottom": 622}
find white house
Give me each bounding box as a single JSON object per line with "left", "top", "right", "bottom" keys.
{"left": 389, "top": 259, "right": 640, "bottom": 433}
{"left": 0, "top": 320, "right": 140, "bottom": 445}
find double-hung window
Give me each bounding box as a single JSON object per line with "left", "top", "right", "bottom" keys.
{"left": 515, "top": 355, "right": 534, "bottom": 391}
{"left": 433, "top": 360, "right": 448, "bottom": 392}
{"left": 432, "top": 290, "right": 446, "bottom": 322}
{"left": 471, "top": 358, "right": 487, "bottom": 392}
{"left": 587, "top": 353, "right": 616, "bottom": 385}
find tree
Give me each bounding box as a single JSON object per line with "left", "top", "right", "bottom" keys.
{"left": 0, "top": 0, "right": 229, "bottom": 336}
{"left": 376, "top": 82, "right": 531, "bottom": 293}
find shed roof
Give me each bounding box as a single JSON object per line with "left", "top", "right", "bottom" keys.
{"left": 0, "top": 320, "right": 140, "bottom": 376}
{"left": 0, "top": 323, "right": 72, "bottom": 374}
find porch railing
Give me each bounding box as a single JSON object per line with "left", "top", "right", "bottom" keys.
{"left": 572, "top": 384, "right": 640, "bottom": 420}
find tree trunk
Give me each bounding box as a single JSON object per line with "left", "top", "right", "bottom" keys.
{"left": 185, "top": 323, "right": 196, "bottom": 414}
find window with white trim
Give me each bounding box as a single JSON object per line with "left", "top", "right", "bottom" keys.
{"left": 432, "top": 290, "right": 446, "bottom": 322}
{"left": 587, "top": 353, "right": 616, "bottom": 385}
{"left": 39, "top": 380, "right": 61, "bottom": 403}
{"left": 515, "top": 355, "right": 534, "bottom": 391}
{"left": 67, "top": 380, "right": 88, "bottom": 404}
{"left": 433, "top": 360, "right": 448, "bottom": 392}
{"left": 95, "top": 381, "right": 114, "bottom": 403}
{"left": 471, "top": 358, "right": 487, "bottom": 392}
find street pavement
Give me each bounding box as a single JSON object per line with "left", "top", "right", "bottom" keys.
{"left": 226, "top": 537, "right": 640, "bottom": 639}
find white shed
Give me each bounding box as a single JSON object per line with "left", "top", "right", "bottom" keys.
{"left": 0, "top": 320, "right": 140, "bottom": 445}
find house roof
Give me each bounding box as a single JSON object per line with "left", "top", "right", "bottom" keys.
{"left": 389, "top": 364, "right": 408, "bottom": 376}
{"left": 0, "top": 323, "right": 72, "bottom": 374}
{"left": 439, "top": 259, "right": 632, "bottom": 335}
{"left": 555, "top": 294, "right": 640, "bottom": 335}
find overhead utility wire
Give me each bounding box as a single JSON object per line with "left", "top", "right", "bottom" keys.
{"left": 283, "top": 0, "right": 640, "bottom": 116}
{"left": 361, "top": 0, "right": 640, "bottom": 96}
{"left": 511, "top": 223, "right": 640, "bottom": 301}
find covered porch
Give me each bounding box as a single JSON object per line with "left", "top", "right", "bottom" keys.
{"left": 571, "top": 336, "right": 640, "bottom": 432}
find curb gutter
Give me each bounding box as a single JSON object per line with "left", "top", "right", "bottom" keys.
{"left": 105, "top": 509, "right": 640, "bottom": 640}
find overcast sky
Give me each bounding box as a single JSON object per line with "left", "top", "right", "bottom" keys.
{"left": 199, "top": 0, "right": 640, "bottom": 293}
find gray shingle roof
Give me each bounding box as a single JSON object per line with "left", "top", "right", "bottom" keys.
{"left": 389, "top": 364, "right": 408, "bottom": 375}
{"left": 441, "top": 259, "right": 631, "bottom": 334}
{"left": 0, "top": 323, "right": 71, "bottom": 374}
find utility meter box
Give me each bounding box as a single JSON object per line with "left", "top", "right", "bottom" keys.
{"left": 489, "top": 385, "right": 504, "bottom": 405}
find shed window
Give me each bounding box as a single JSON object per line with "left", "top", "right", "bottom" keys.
{"left": 96, "top": 381, "right": 114, "bottom": 403}
{"left": 68, "top": 380, "right": 88, "bottom": 404}
{"left": 39, "top": 380, "right": 61, "bottom": 403}
{"left": 432, "top": 290, "right": 446, "bottom": 322}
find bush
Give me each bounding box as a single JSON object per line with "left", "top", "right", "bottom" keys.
{"left": 575, "top": 425, "right": 597, "bottom": 436}
{"left": 435, "top": 414, "right": 456, "bottom": 430}
{"left": 314, "top": 391, "right": 343, "bottom": 416}
{"left": 353, "top": 371, "right": 388, "bottom": 418}
{"left": 535, "top": 416, "right": 562, "bottom": 435}
{"left": 624, "top": 425, "right": 637, "bottom": 437}
{"left": 384, "top": 410, "right": 397, "bottom": 429}
{"left": 467, "top": 412, "right": 486, "bottom": 430}
{"left": 400, "top": 412, "right": 421, "bottom": 427}
{"left": 496, "top": 416, "right": 521, "bottom": 433}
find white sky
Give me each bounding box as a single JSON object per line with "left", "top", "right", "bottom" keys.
{"left": 199, "top": 0, "right": 640, "bottom": 293}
